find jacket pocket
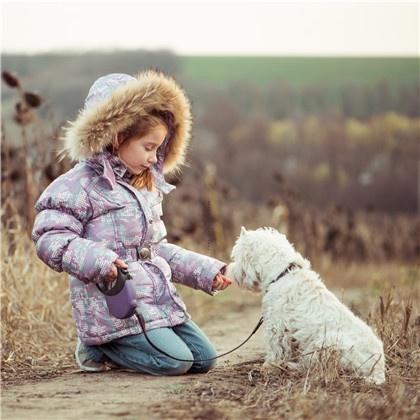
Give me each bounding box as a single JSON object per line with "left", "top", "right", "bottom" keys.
{"left": 152, "top": 200, "right": 163, "bottom": 218}
{"left": 146, "top": 258, "right": 187, "bottom": 312}
{"left": 130, "top": 262, "right": 156, "bottom": 303}
{"left": 89, "top": 187, "right": 127, "bottom": 218}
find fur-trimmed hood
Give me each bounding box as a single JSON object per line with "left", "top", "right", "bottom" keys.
{"left": 59, "top": 69, "right": 192, "bottom": 176}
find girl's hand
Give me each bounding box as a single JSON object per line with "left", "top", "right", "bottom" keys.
{"left": 105, "top": 259, "right": 128, "bottom": 283}
{"left": 212, "top": 272, "right": 232, "bottom": 291}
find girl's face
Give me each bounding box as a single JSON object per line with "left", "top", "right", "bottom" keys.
{"left": 116, "top": 125, "right": 167, "bottom": 175}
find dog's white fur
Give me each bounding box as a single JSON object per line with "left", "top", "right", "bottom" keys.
{"left": 226, "top": 226, "right": 385, "bottom": 385}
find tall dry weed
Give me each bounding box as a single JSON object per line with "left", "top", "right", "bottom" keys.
{"left": 149, "top": 268, "right": 420, "bottom": 419}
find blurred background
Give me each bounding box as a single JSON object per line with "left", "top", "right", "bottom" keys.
{"left": 1, "top": 1, "right": 419, "bottom": 383}
{"left": 1, "top": 1, "right": 419, "bottom": 265}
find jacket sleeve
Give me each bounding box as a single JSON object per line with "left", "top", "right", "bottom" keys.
{"left": 156, "top": 238, "right": 227, "bottom": 296}
{"left": 31, "top": 175, "right": 119, "bottom": 284}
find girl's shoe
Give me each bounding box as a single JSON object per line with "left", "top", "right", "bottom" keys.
{"left": 75, "top": 338, "right": 108, "bottom": 372}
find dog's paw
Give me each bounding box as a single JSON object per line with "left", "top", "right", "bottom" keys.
{"left": 261, "top": 362, "right": 276, "bottom": 374}
{"left": 364, "top": 374, "right": 386, "bottom": 385}
{"left": 261, "top": 361, "right": 286, "bottom": 375}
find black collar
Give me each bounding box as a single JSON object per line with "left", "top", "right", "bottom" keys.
{"left": 266, "top": 263, "right": 302, "bottom": 291}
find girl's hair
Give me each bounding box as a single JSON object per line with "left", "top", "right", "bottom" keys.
{"left": 109, "top": 110, "right": 172, "bottom": 191}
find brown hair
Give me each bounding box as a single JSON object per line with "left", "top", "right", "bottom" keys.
{"left": 111, "top": 111, "right": 170, "bottom": 191}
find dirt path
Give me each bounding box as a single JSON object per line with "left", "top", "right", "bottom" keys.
{"left": 2, "top": 305, "right": 265, "bottom": 420}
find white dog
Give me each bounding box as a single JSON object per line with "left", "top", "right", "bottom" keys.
{"left": 226, "top": 226, "right": 385, "bottom": 385}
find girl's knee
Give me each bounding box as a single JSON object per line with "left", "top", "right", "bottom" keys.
{"left": 162, "top": 356, "right": 216, "bottom": 375}
{"left": 152, "top": 357, "right": 193, "bottom": 376}
{"left": 123, "top": 355, "right": 193, "bottom": 376}
{"left": 194, "top": 357, "right": 217, "bottom": 373}
{"left": 165, "top": 359, "right": 194, "bottom": 376}
{"left": 190, "top": 347, "right": 218, "bottom": 373}
{"left": 205, "top": 358, "right": 217, "bottom": 372}
{"left": 150, "top": 348, "right": 216, "bottom": 375}
{"left": 154, "top": 345, "right": 195, "bottom": 375}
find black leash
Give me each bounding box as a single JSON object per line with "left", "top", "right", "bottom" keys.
{"left": 132, "top": 264, "right": 302, "bottom": 361}
{"left": 99, "top": 267, "right": 264, "bottom": 362}
{"left": 135, "top": 311, "right": 264, "bottom": 362}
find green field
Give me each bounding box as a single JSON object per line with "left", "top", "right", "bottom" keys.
{"left": 181, "top": 56, "right": 419, "bottom": 87}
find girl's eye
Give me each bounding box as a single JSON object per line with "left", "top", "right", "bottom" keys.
{"left": 145, "top": 146, "right": 154, "bottom": 152}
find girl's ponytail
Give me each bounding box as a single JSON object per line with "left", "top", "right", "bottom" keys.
{"left": 130, "top": 169, "right": 153, "bottom": 191}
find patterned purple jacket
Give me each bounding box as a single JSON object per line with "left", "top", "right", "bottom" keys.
{"left": 31, "top": 71, "right": 226, "bottom": 345}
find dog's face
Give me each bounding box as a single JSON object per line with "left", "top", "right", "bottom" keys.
{"left": 226, "top": 227, "right": 262, "bottom": 291}
{"left": 226, "top": 226, "right": 310, "bottom": 291}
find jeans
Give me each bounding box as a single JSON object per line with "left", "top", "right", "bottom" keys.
{"left": 84, "top": 319, "right": 218, "bottom": 376}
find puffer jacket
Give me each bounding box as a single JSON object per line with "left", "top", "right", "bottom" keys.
{"left": 31, "top": 70, "right": 226, "bottom": 345}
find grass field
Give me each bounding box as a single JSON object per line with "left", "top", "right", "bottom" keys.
{"left": 181, "top": 56, "right": 419, "bottom": 87}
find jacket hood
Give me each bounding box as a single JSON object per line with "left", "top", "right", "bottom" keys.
{"left": 59, "top": 69, "right": 192, "bottom": 176}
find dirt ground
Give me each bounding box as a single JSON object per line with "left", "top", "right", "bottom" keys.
{"left": 3, "top": 284, "right": 418, "bottom": 420}
{"left": 1, "top": 304, "right": 265, "bottom": 420}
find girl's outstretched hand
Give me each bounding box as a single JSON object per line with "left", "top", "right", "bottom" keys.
{"left": 212, "top": 272, "right": 232, "bottom": 291}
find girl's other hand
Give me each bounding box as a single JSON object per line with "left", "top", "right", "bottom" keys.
{"left": 105, "top": 258, "right": 128, "bottom": 283}
{"left": 212, "top": 273, "right": 232, "bottom": 291}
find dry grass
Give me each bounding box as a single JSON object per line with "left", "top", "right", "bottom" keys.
{"left": 149, "top": 283, "right": 420, "bottom": 420}
{"left": 149, "top": 357, "right": 419, "bottom": 419}
{"left": 0, "top": 217, "right": 258, "bottom": 383}
{"left": 1, "top": 216, "right": 75, "bottom": 382}
{"left": 1, "top": 214, "right": 419, "bottom": 419}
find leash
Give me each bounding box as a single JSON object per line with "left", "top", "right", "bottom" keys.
{"left": 121, "top": 263, "right": 303, "bottom": 361}
{"left": 135, "top": 310, "right": 264, "bottom": 362}
{"left": 98, "top": 267, "right": 264, "bottom": 363}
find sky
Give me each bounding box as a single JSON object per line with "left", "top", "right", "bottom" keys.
{"left": 2, "top": 0, "right": 419, "bottom": 56}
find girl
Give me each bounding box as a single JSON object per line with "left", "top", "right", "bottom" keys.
{"left": 31, "top": 70, "right": 232, "bottom": 375}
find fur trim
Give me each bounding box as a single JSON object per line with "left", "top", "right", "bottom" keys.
{"left": 59, "top": 69, "right": 192, "bottom": 175}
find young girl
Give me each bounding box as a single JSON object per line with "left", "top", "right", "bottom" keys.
{"left": 31, "top": 70, "right": 232, "bottom": 375}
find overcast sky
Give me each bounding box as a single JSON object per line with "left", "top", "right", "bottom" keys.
{"left": 2, "top": 0, "right": 419, "bottom": 56}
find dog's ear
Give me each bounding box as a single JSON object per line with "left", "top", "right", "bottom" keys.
{"left": 295, "top": 252, "right": 311, "bottom": 270}
{"left": 240, "top": 226, "right": 247, "bottom": 236}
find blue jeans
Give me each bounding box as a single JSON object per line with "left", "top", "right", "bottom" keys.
{"left": 85, "top": 320, "right": 217, "bottom": 376}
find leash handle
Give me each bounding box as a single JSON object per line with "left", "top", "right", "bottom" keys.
{"left": 135, "top": 310, "right": 264, "bottom": 363}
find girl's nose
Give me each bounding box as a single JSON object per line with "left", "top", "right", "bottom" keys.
{"left": 148, "top": 154, "right": 158, "bottom": 164}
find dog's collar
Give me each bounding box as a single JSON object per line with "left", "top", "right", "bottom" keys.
{"left": 265, "top": 263, "right": 302, "bottom": 292}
